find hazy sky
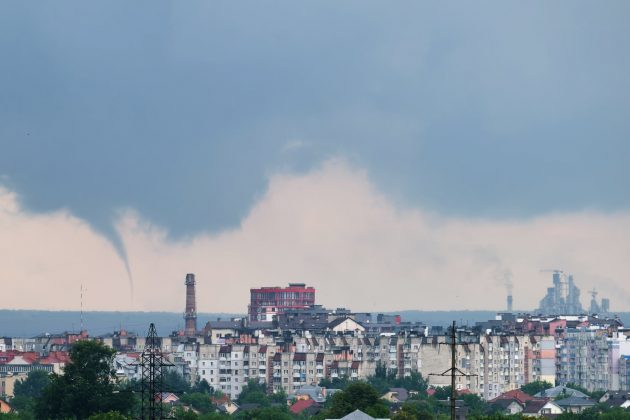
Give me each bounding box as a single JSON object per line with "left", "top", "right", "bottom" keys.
{"left": 1, "top": 1, "right": 629, "bottom": 313}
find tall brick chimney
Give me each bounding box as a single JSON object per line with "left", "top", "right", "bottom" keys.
{"left": 184, "top": 273, "right": 197, "bottom": 336}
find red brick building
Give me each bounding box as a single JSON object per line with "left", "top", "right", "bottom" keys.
{"left": 248, "top": 283, "right": 315, "bottom": 321}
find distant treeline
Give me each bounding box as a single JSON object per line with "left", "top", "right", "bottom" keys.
{"left": 2, "top": 309, "right": 629, "bottom": 338}
{"left": 0, "top": 310, "right": 240, "bottom": 337}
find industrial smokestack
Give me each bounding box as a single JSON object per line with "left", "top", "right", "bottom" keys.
{"left": 507, "top": 294, "right": 513, "bottom": 312}
{"left": 184, "top": 273, "right": 197, "bottom": 336}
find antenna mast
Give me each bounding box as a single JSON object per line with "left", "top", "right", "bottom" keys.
{"left": 80, "top": 283, "right": 84, "bottom": 332}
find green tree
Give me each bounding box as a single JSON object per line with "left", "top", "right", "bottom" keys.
{"left": 393, "top": 399, "right": 436, "bottom": 420}
{"left": 269, "top": 388, "right": 288, "bottom": 404}
{"left": 192, "top": 379, "right": 212, "bottom": 394}
{"left": 179, "top": 392, "right": 214, "bottom": 414}
{"left": 322, "top": 381, "right": 390, "bottom": 419}
{"left": 237, "top": 380, "right": 270, "bottom": 406}
{"left": 318, "top": 376, "right": 353, "bottom": 390}
{"left": 173, "top": 407, "right": 200, "bottom": 420}
{"left": 234, "top": 405, "right": 292, "bottom": 420}
{"left": 368, "top": 364, "right": 428, "bottom": 395}
{"left": 10, "top": 369, "right": 50, "bottom": 417}
{"left": 86, "top": 412, "right": 131, "bottom": 420}
{"left": 198, "top": 413, "right": 230, "bottom": 420}
{"left": 461, "top": 393, "right": 487, "bottom": 417}
{"left": 520, "top": 380, "right": 553, "bottom": 396}
{"left": 13, "top": 370, "right": 50, "bottom": 398}
{"left": 36, "top": 340, "right": 134, "bottom": 419}
{"left": 163, "top": 370, "right": 192, "bottom": 394}
{"left": 432, "top": 386, "right": 452, "bottom": 400}
{"left": 0, "top": 414, "right": 22, "bottom": 420}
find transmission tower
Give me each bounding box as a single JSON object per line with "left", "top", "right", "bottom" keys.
{"left": 139, "top": 323, "right": 172, "bottom": 420}
{"left": 430, "top": 321, "right": 476, "bottom": 420}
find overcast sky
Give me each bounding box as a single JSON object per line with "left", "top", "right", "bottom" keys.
{"left": 1, "top": 1, "right": 629, "bottom": 313}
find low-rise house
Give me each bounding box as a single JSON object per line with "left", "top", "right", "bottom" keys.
{"left": 159, "top": 392, "right": 180, "bottom": 405}
{"left": 212, "top": 394, "right": 239, "bottom": 415}
{"left": 292, "top": 384, "right": 339, "bottom": 403}
{"left": 489, "top": 398, "right": 524, "bottom": 415}
{"left": 521, "top": 400, "right": 562, "bottom": 417}
{"left": 381, "top": 388, "right": 409, "bottom": 403}
{"left": 599, "top": 391, "right": 630, "bottom": 409}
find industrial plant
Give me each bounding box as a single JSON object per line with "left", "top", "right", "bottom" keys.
{"left": 535, "top": 270, "right": 611, "bottom": 316}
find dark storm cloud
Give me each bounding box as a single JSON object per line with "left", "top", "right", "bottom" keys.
{"left": 1, "top": 0, "right": 629, "bottom": 251}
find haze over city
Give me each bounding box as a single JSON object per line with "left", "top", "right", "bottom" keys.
{"left": 1, "top": 1, "right": 630, "bottom": 313}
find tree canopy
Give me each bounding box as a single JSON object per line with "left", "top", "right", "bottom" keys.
{"left": 319, "top": 381, "right": 390, "bottom": 419}
{"left": 520, "top": 380, "right": 553, "bottom": 396}
{"left": 36, "top": 340, "right": 134, "bottom": 419}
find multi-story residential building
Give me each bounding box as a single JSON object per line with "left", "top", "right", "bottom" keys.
{"left": 619, "top": 356, "right": 630, "bottom": 391}
{"left": 553, "top": 325, "right": 630, "bottom": 392}
{"left": 197, "top": 344, "right": 276, "bottom": 400}
{"left": 529, "top": 336, "right": 556, "bottom": 384}
{"left": 608, "top": 332, "right": 630, "bottom": 391}
{"left": 249, "top": 283, "right": 315, "bottom": 321}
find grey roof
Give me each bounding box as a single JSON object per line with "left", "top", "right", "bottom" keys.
{"left": 336, "top": 409, "right": 389, "bottom": 420}
{"left": 388, "top": 388, "right": 409, "bottom": 402}
{"left": 328, "top": 317, "right": 361, "bottom": 329}
{"left": 208, "top": 320, "right": 241, "bottom": 329}
{"left": 535, "top": 386, "right": 589, "bottom": 399}
{"left": 555, "top": 396, "right": 596, "bottom": 408}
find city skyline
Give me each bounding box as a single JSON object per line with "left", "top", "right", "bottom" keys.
{"left": 1, "top": 2, "right": 630, "bottom": 312}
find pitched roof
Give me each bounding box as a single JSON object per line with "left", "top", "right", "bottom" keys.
{"left": 340, "top": 409, "right": 384, "bottom": 419}
{"left": 490, "top": 398, "right": 524, "bottom": 410}
{"left": 490, "top": 389, "right": 535, "bottom": 405}
{"left": 389, "top": 388, "right": 409, "bottom": 402}
{"left": 328, "top": 317, "right": 361, "bottom": 329}
{"left": 522, "top": 399, "right": 550, "bottom": 414}
{"left": 535, "top": 386, "right": 589, "bottom": 399}
{"left": 555, "top": 396, "right": 596, "bottom": 408}
{"left": 290, "top": 398, "right": 317, "bottom": 414}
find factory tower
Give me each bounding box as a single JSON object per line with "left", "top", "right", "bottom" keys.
{"left": 184, "top": 273, "right": 197, "bottom": 336}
